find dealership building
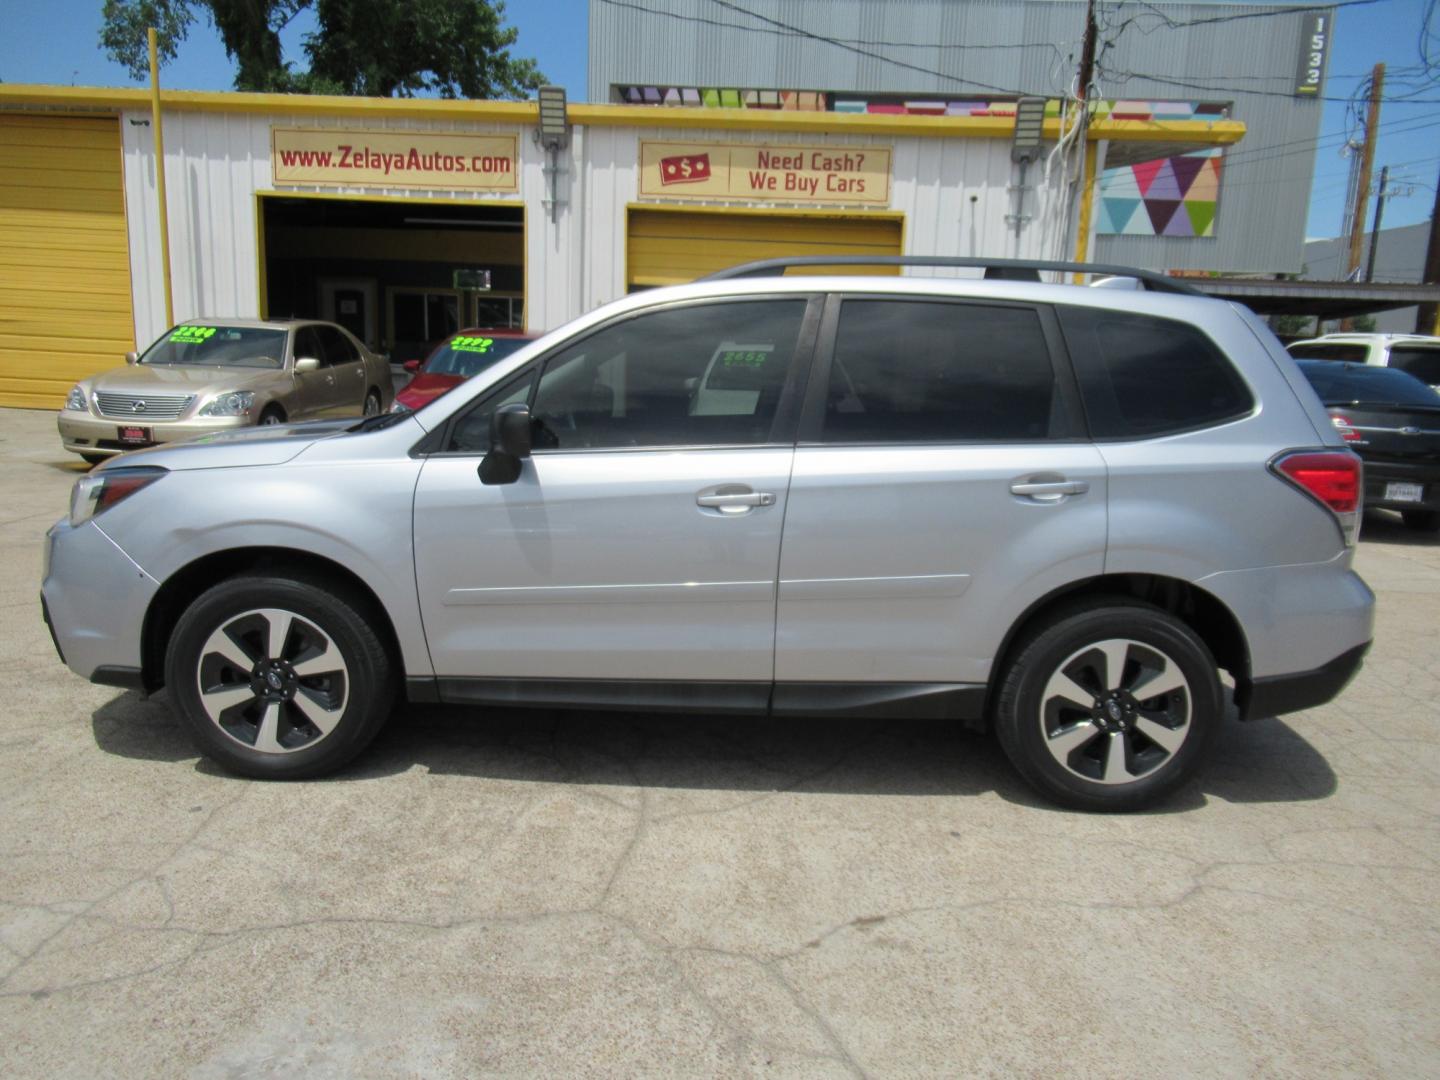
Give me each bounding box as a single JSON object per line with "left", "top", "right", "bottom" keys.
{"left": 0, "top": 2, "right": 1341, "bottom": 410}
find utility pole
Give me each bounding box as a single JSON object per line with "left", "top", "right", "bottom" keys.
{"left": 1346, "top": 64, "right": 1384, "bottom": 280}
{"left": 1417, "top": 163, "right": 1440, "bottom": 335}
{"left": 1341, "top": 63, "right": 1383, "bottom": 330}
{"left": 1077, "top": 0, "right": 1098, "bottom": 98}
{"left": 1364, "top": 166, "right": 1389, "bottom": 283}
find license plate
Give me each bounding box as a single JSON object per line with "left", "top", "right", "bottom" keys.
{"left": 117, "top": 426, "right": 151, "bottom": 445}
{"left": 1385, "top": 481, "right": 1424, "bottom": 503}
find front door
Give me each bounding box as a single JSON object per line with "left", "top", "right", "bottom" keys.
{"left": 775, "top": 297, "right": 1107, "bottom": 686}
{"left": 413, "top": 297, "right": 818, "bottom": 685}
{"left": 290, "top": 325, "right": 333, "bottom": 419}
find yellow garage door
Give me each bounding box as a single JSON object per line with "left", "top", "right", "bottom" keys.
{"left": 627, "top": 208, "right": 902, "bottom": 289}
{"left": 0, "top": 114, "right": 135, "bottom": 409}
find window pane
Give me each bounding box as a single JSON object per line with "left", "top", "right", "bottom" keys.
{"left": 1298, "top": 361, "right": 1440, "bottom": 407}
{"left": 1388, "top": 348, "right": 1440, "bottom": 386}
{"left": 531, "top": 301, "right": 806, "bottom": 449}
{"left": 427, "top": 294, "right": 460, "bottom": 339}
{"left": 447, "top": 371, "right": 538, "bottom": 452}
{"left": 295, "top": 327, "right": 325, "bottom": 365}
{"left": 1060, "top": 307, "right": 1253, "bottom": 438}
{"left": 1288, "top": 343, "right": 1368, "bottom": 362}
{"left": 393, "top": 294, "right": 425, "bottom": 344}
{"left": 821, "top": 301, "right": 1058, "bottom": 443}
{"left": 319, "top": 326, "right": 357, "bottom": 366}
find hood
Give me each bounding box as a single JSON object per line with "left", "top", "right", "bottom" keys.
{"left": 396, "top": 372, "right": 463, "bottom": 408}
{"left": 98, "top": 418, "right": 358, "bottom": 471}
{"left": 90, "top": 364, "right": 285, "bottom": 393}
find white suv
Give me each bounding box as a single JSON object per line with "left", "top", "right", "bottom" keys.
{"left": 1288, "top": 333, "right": 1440, "bottom": 390}
{"left": 42, "top": 258, "right": 1376, "bottom": 811}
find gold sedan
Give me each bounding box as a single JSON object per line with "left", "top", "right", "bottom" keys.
{"left": 56, "top": 319, "right": 393, "bottom": 465}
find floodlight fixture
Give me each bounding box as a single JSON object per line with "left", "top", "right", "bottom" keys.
{"left": 1010, "top": 97, "right": 1047, "bottom": 165}
{"left": 536, "top": 85, "right": 569, "bottom": 150}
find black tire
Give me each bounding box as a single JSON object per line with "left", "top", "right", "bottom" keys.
{"left": 1401, "top": 509, "right": 1440, "bottom": 533}
{"left": 164, "top": 574, "right": 396, "bottom": 779}
{"left": 258, "top": 405, "right": 286, "bottom": 425}
{"left": 993, "top": 599, "right": 1222, "bottom": 812}
{"left": 363, "top": 389, "right": 382, "bottom": 416}
{"left": 81, "top": 453, "right": 107, "bottom": 466}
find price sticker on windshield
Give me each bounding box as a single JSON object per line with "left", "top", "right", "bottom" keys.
{"left": 170, "top": 326, "right": 218, "bottom": 343}
{"left": 451, "top": 336, "right": 494, "bottom": 353}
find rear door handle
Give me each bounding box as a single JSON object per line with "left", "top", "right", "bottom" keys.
{"left": 697, "top": 491, "right": 776, "bottom": 512}
{"left": 1010, "top": 479, "right": 1089, "bottom": 500}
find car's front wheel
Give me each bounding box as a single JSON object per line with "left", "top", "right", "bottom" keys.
{"left": 994, "top": 600, "right": 1222, "bottom": 812}
{"left": 164, "top": 575, "right": 395, "bottom": 779}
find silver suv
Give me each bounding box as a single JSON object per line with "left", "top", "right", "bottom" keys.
{"left": 42, "top": 259, "right": 1375, "bottom": 811}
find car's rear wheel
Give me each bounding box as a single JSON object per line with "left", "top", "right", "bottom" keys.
{"left": 994, "top": 601, "right": 1222, "bottom": 812}
{"left": 363, "top": 390, "right": 381, "bottom": 416}
{"left": 1401, "top": 509, "right": 1440, "bottom": 532}
{"left": 164, "top": 575, "right": 395, "bottom": 779}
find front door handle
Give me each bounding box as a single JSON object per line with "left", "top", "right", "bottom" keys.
{"left": 1010, "top": 478, "right": 1089, "bottom": 500}
{"left": 697, "top": 491, "right": 776, "bottom": 513}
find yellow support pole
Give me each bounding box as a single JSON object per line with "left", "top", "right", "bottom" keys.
{"left": 148, "top": 27, "right": 175, "bottom": 327}
{"left": 1072, "top": 139, "right": 1099, "bottom": 283}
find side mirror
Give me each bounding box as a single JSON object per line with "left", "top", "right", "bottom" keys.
{"left": 124, "top": 351, "right": 139, "bottom": 365}
{"left": 403, "top": 359, "right": 422, "bottom": 373}
{"left": 294, "top": 356, "right": 321, "bottom": 373}
{"left": 478, "top": 403, "right": 532, "bottom": 485}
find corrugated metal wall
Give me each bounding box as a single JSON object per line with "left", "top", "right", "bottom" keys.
{"left": 589, "top": 0, "right": 1331, "bottom": 273}
{"left": 582, "top": 123, "right": 1060, "bottom": 310}
{"left": 119, "top": 110, "right": 583, "bottom": 343}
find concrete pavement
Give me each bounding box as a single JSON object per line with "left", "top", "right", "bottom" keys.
{"left": 1, "top": 405, "right": 1437, "bottom": 1077}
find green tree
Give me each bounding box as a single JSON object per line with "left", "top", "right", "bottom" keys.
{"left": 100, "top": 0, "right": 543, "bottom": 98}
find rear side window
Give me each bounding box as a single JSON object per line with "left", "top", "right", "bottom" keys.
{"left": 1288, "top": 343, "right": 1369, "bottom": 363}
{"left": 820, "top": 300, "right": 1065, "bottom": 442}
{"left": 1388, "top": 347, "right": 1440, "bottom": 386}
{"left": 1058, "top": 307, "right": 1253, "bottom": 438}
{"left": 318, "top": 326, "right": 359, "bottom": 366}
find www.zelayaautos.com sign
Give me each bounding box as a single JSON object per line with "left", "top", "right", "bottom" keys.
{"left": 271, "top": 128, "right": 519, "bottom": 192}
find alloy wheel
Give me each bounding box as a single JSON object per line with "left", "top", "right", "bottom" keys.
{"left": 1038, "top": 637, "right": 1191, "bottom": 785}
{"left": 194, "top": 607, "right": 349, "bottom": 753}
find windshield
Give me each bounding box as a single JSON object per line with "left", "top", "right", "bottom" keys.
{"left": 1297, "top": 361, "right": 1440, "bottom": 408}
{"left": 423, "top": 335, "right": 531, "bottom": 378}
{"left": 141, "top": 325, "right": 287, "bottom": 369}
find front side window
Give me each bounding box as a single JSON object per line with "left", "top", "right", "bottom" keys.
{"left": 1059, "top": 307, "right": 1254, "bottom": 438}
{"left": 528, "top": 300, "right": 807, "bottom": 450}
{"left": 294, "top": 327, "right": 326, "bottom": 366}
{"left": 819, "top": 300, "right": 1062, "bottom": 442}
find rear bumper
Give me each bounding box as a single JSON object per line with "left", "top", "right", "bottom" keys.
{"left": 1361, "top": 458, "right": 1440, "bottom": 512}
{"left": 1235, "top": 641, "right": 1370, "bottom": 722}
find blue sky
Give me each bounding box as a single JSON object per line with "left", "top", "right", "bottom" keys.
{"left": 1, "top": 0, "right": 1435, "bottom": 240}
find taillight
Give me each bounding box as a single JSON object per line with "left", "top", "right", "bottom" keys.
{"left": 1271, "top": 450, "right": 1361, "bottom": 546}
{"left": 69, "top": 466, "right": 166, "bottom": 526}
{"left": 1330, "top": 415, "right": 1363, "bottom": 442}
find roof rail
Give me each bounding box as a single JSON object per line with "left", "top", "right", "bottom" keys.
{"left": 701, "top": 256, "right": 1204, "bottom": 296}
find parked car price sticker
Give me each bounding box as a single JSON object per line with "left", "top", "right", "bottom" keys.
{"left": 170, "top": 326, "right": 218, "bottom": 343}
{"left": 451, "top": 337, "right": 495, "bottom": 353}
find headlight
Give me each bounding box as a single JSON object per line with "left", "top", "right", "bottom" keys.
{"left": 389, "top": 399, "right": 411, "bottom": 414}
{"left": 64, "top": 385, "right": 88, "bottom": 411}
{"left": 198, "top": 391, "right": 255, "bottom": 417}
{"left": 69, "top": 467, "right": 167, "bottom": 526}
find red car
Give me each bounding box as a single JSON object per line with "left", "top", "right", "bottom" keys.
{"left": 392, "top": 328, "right": 536, "bottom": 412}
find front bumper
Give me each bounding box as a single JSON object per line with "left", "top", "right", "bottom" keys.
{"left": 41, "top": 517, "right": 159, "bottom": 683}
{"left": 1360, "top": 457, "right": 1440, "bottom": 513}
{"left": 56, "top": 409, "right": 251, "bottom": 458}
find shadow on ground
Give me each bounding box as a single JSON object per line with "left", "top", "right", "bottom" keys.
{"left": 91, "top": 688, "right": 1338, "bottom": 813}
{"left": 1361, "top": 509, "right": 1440, "bottom": 546}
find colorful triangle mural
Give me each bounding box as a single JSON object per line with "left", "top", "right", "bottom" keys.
{"left": 1169, "top": 154, "right": 1207, "bottom": 196}
{"left": 1186, "top": 201, "right": 1217, "bottom": 237}
{"left": 1145, "top": 160, "right": 1183, "bottom": 201}
{"left": 1133, "top": 158, "right": 1167, "bottom": 196}
{"left": 1096, "top": 150, "right": 1225, "bottom": 238}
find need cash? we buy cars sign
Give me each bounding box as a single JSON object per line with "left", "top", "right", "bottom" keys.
{"left": 639, "top": 140, "right": 891, "bottom": 205}
{"left": 271, "top": 128, "right": 519, "bottom": 192}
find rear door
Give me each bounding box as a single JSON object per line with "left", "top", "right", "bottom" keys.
{"left": 317, "top": 325, "right": 367, "bottom": 414}
{"left": 413, "top": 296, "right": 820, "bottom": 688}
{"left": 775, "top": 296, "right": 1107, "bottom": 689}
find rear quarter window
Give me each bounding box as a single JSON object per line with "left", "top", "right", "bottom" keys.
{"left": 1057, "top": 307, "right": 1255, "bottom": 439}
{"left": 1287, "top": 343, "right": 1370, "bottom": 363}
{"left": 1387, "top": 346, "right": 1440, "bottom": 386}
